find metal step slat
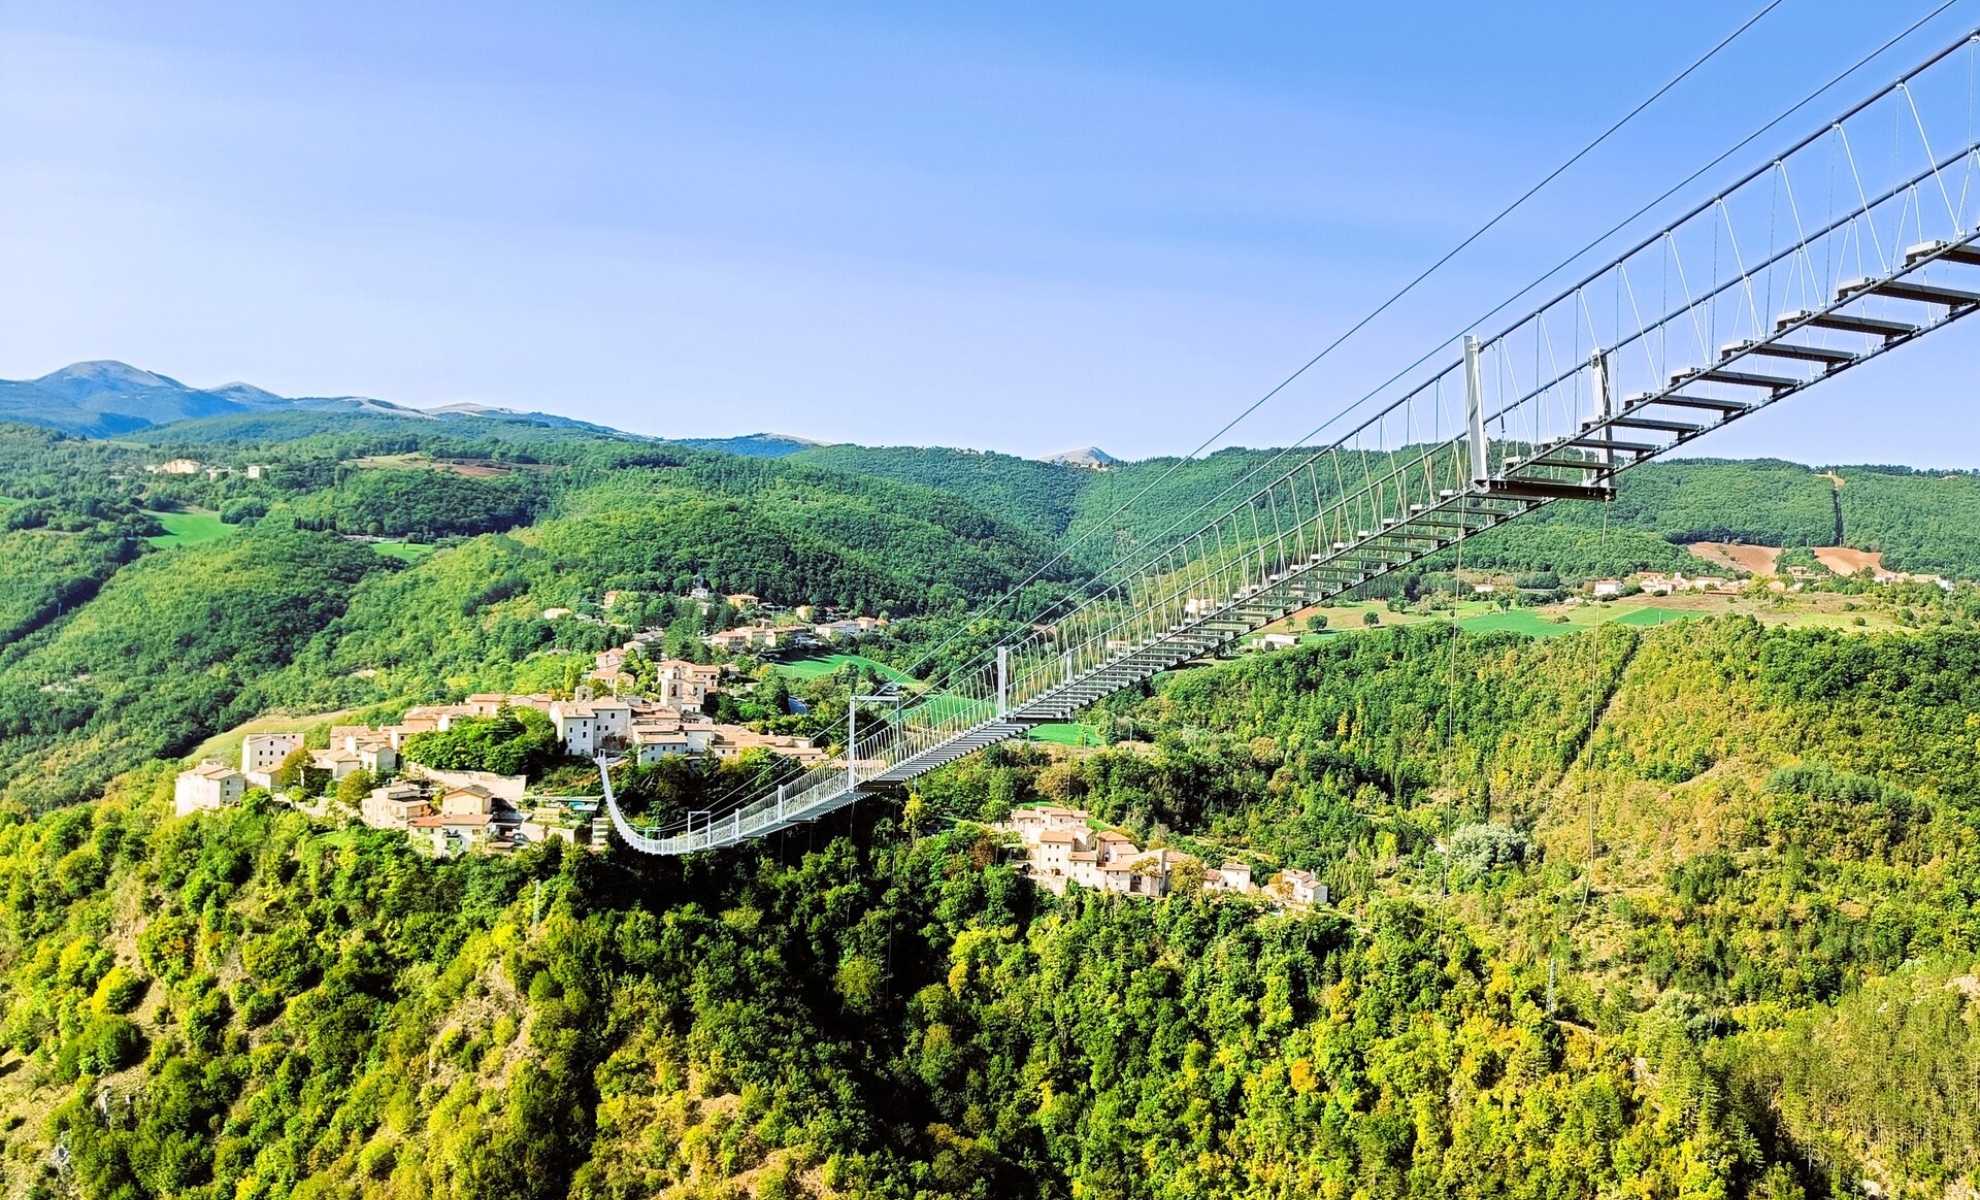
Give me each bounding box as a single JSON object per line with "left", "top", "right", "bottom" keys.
{"left": 1563, "top": 437, "right": 1660, "bottom": 454}
{"left": 1729, "top": 340, "right": 1856, "bottom": 367}
{"left": 1520, "top": 456, "right": 1613, "bottom": 472}
{"left": 1902, "top": 239, "right": 1980, "bottom": 268}
{"left": 1480, "top": 478, "right": 1618, "bottom": 502}
{"left": 1777, "top": 308, "right": 1919, "bottom": 339}
{"left": 1627, "top": 391, "right": 1753, "bottom": 413}
{"left": 1608, "top": 415, "right": 1706, "bottom": 434}
{"left": 1840, "top": 276, "right": 1980, "bottom": 307}
{"left": 1678, "top": 366, "right": 1802, "bottom": 391}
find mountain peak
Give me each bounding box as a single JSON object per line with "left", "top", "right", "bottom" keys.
{"left": 35, "top": 360, "right": 189, "bottom": 396}
{"left": 1041, "top": 446, "right": 1118, "bottom": 468}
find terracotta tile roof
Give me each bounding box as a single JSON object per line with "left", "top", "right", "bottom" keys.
{"left": 412, "top": 812, "right": 491, "bottom": 828}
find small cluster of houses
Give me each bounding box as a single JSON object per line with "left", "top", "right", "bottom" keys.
{"left": 360, "top": 767, "right": 597, "bottom": 858}
{"left": 174, "top": 741, "right": 599, "bottom": 858}
{"left": 543, "top": 586, "right": 890, "bottom": 658}
{"left": 169, "top": 727, "right": 400, "bottom": 813}
{"left": 146, "top": 458, "right": 268, "bottom": 480}
{"left": 231, "top": 726, "right": 398, "bottom": 789}
{"left": 1864, "top": 567, "right": 1954, "bottom": 590}
{"left": 1625, "top": 573, "right": 1739, "bottom": 597}
{"left": 382, "top": 690, "right": 828, "bottom": 767}
{"left": 703, "top": 614, "right": 888, "bottom": 655}
{"left": 587, "top": 646, "right": 724, "bottom": 705}
{"left": 1614, "top": 567, "right": 1950, "bottom": 596}
{"left": 996, "top": 805, "right": 1327, "bottom": 906}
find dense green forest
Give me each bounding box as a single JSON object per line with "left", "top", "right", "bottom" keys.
{"left": 2, "top": 412, "right": 1980, "bottom": 1196}
{"left": 6, "top": 611, "right": 1980, "bottom": 1197}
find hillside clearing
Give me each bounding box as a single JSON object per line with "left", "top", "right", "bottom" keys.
{"left": 372, "top": 540, "right": 437, "bottom": 562}
{"left": 773, "top": 653, "right": 911, "bottom": 682}
{"left": 1814, "top": 546, "right": 1883, "bottom": 576}
{"left": 1687, "top": 541, "right": 1781, "bottom": 575}
{"left": 142, "top": 509, "right": 236, "bottom": 548}
{"left": 1028, "top": 722, "right": 1101, "bottom": 747}
{"left": 1260, "top": 590, "right": 1906, "bottom": 647}
{"left": 348, "top": 451, "right": 551, "bottom": 478}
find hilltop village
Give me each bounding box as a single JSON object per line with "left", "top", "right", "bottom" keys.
{"left": 174, "top": 588, "right": 879, "bottom": 858}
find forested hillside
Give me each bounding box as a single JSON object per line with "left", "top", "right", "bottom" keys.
{"left": 791, "top": 443, "right": 1980, "bottom": 581}
{"left": 0, "top": 420, "right": 1065, "bottom": 811}
{"left": 7, "top": 604, "right": 1980, "bottom": 1197}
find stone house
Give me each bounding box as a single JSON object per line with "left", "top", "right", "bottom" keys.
{"left": 240, "top": 732, "right": 303, "bottom": 788}
{"left": 311, "top": 728, "right": 398, "bottom": 782}
{"left": 1205, "top": 862, "right": 1255, "bottom": 894}
{"left": 361, "top": 782, "right": 432, "bottom": 831}
{"left": 175, "top": 761, "right": 244, "bottom": 817}
{"left": 550, "top": 700, "right": 632, "bottom": 756}
{"left": 1273, "top": 868, "right": 1329, "bottom": 906}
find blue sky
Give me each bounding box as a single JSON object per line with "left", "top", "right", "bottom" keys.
{"left": 2, "top": 0, "right": 1977, "bottom": 463}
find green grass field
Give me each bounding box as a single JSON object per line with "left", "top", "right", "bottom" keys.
{"left": 1295, "top": 598, "right": 1704, "bottom": 637}
{"left": 774, "top": 653, "right": 913, "bottom": 682}
{"left": 1028, "top": 723, "right": 1101, "bottom": 747}
{"left": 1611, "top": 606, "right": 1694, "bottom": 629}
{"left": 1421, "top": 603, "right": 1697, "bottom": 638}
{"left": 1449, "top": 609, "right": 1578, "bottom": 638}
{"left": 143, "top": 509, "right": 238, "bottom": 548}
{"left": 372, "top": 541, "right": 437, "bottom": 563}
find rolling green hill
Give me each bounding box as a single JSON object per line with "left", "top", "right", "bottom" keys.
{"left": 0, "top": 421, "right": 1069, "bottom": 810}
{"left": 0, "top": 526, "right": 387, "bottom": 810}
{"left": 792, "top": 444, "right": 1091, "bottom": 539}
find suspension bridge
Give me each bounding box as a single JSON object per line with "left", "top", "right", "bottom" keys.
{"left": 603, "top": 29, "right": 1980, "bottom": 856}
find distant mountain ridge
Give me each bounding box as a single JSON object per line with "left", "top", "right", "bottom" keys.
{"left": 0, "top": 361, "right": 629, "bottom": 439}
{"left": 667, "top": 432, "right": 834, "bottom": 458}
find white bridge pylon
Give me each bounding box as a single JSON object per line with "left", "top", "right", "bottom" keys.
{"left": 607, "top": 32, "right": 1980, "bottom": 856}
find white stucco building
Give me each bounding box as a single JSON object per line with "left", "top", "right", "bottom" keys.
{"left": 175, "top": 762, "right": 245, "bottom": 817}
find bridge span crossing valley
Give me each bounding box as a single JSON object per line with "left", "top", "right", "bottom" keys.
{"left": 14, "top": 4, "right": 1980, "bottom": 1199}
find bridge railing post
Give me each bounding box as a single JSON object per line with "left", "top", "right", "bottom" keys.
{"left": 1590, "top": 349, "right": 1613, "bottom": 486}
{"left": 1464, "top": 334, "right": 1488, "bottom": 488}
